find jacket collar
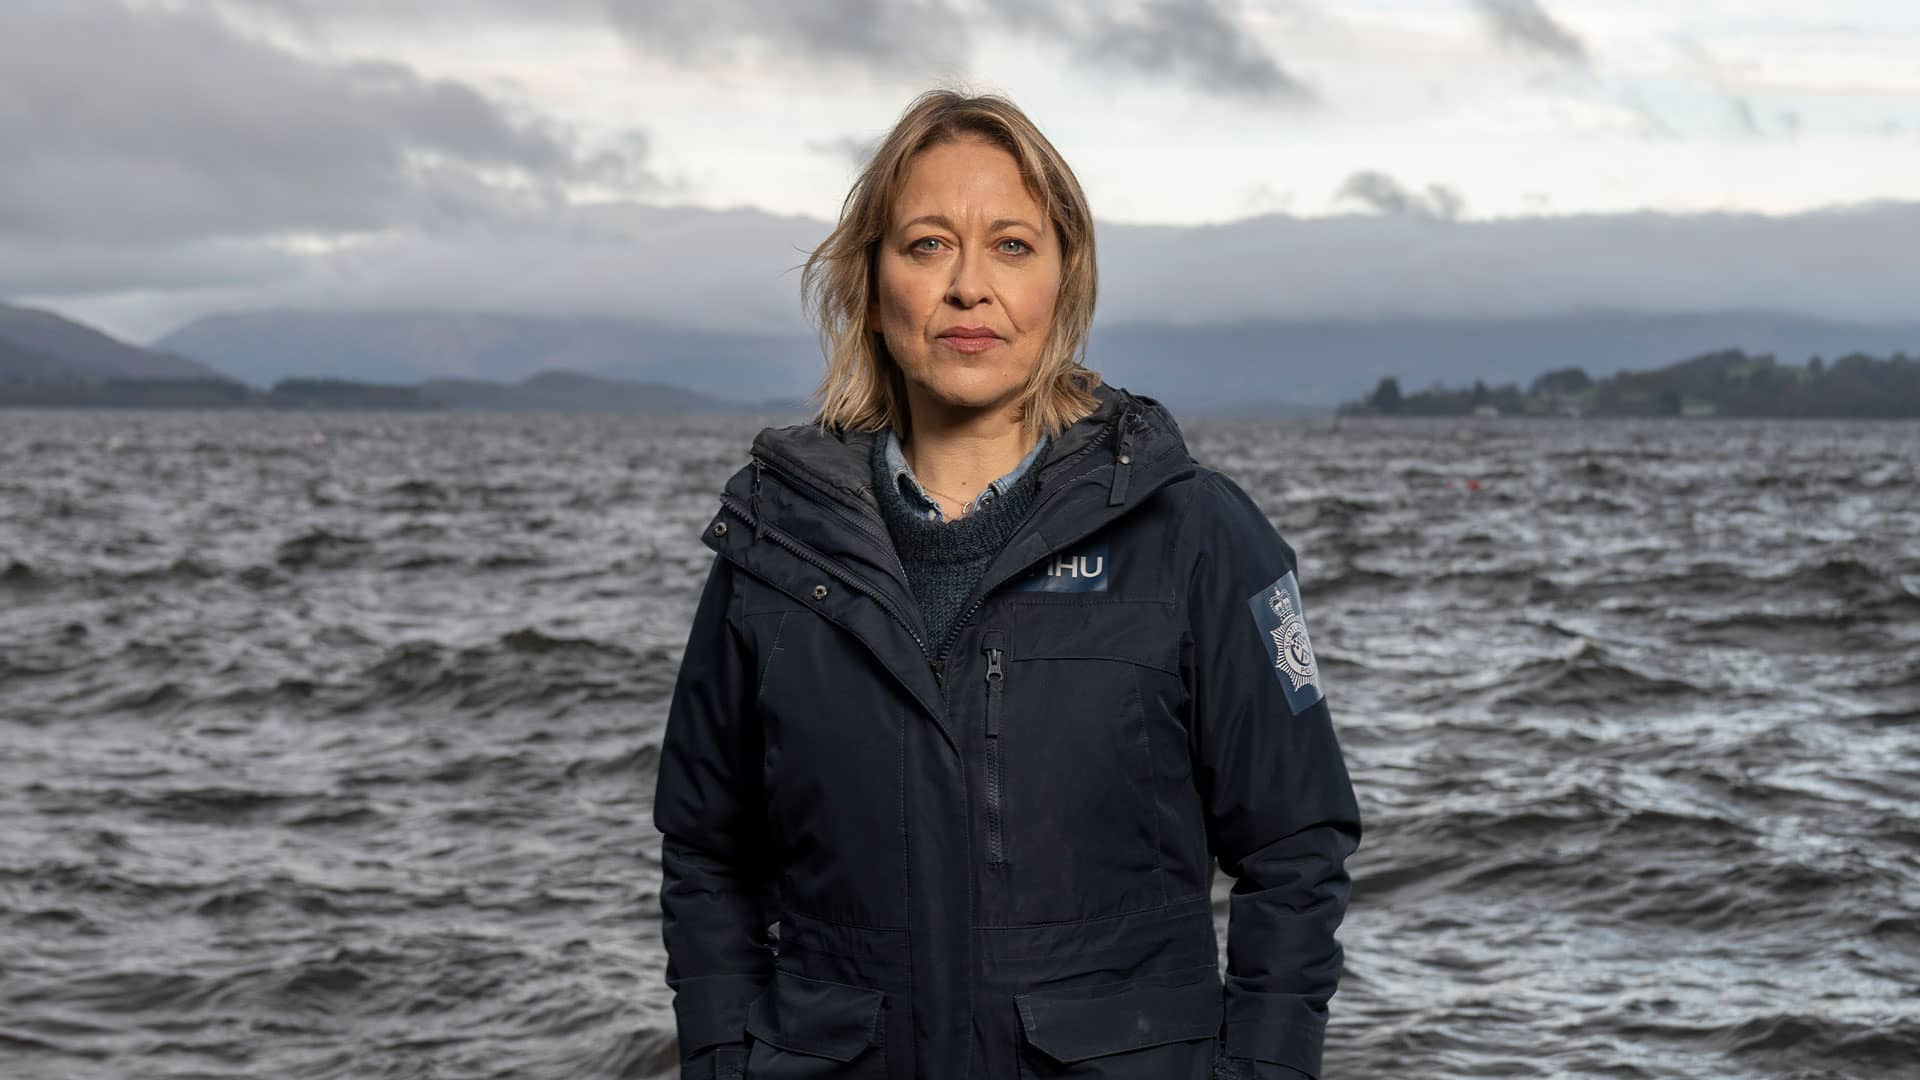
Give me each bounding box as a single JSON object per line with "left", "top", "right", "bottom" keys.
{"left": 737, "top": 381, "right": 1192, "bottom": 525}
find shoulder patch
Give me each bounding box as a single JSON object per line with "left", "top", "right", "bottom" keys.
{"left": 1245, "top": 569, "right": 1324, "bottom": 714}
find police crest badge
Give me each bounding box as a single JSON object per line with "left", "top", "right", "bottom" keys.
{"left": 1245, "top": 569, "right": 1324, "bottom": 714}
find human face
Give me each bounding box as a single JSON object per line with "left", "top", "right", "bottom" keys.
{"left": 868, "top": 134, "right": 1063, "bottom": 421}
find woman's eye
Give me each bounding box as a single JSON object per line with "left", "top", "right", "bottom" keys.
{"left": 910, "top": 237, "right": 1028, "bottom": 255}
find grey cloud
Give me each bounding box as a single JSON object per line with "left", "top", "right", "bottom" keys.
{"left": 18, "top": 201, "right": 838, "bottom": 343}
{"left": 607, "top": 0, "right": 1312, "bottom": 103}
{"left": 1335, "top": 172, "right": 1465, "bottom": 221}
{"left": 808, "top": 135, "right": 883, "bottom": 170}
{"left": 0, "top": 2, "right": 660, "bottom": 246}
{"left": 213, "top": 0, "right": 609, "bottom": 34}
{"left": 1069, "top": 0, "right": 1313, "bottom": 102}
{"left": 1, "top": 238, "right": 306, "bottom": 300}
{"left": 1095, "top": 199, "right": 1920, "bottom": 327}
{"left": 1674, "top": 38, "right": 1801, "bottom": 141}
{"left": 1727, "top": 98, "right": 1806, "bottom": 140}
{"left": 608, "top": 0, "right": 967, "bottom": 76}
{"left": 1472, "top": 0, "right": 1588, "bottom": 66}
{"left": 218, "top": 0, "right": 1314, "bottom": 105}
{"left": 24, "top": 199, "right": 1920, "bottom": 349}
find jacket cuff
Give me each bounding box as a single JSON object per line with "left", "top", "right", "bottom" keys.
{"left": 1222, "top": 990, "right": 1328, "bottom": 1078}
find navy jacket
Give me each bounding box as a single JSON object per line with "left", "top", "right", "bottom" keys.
{"left": 654, "top": 383, "right": 1362, "bottom": 1080}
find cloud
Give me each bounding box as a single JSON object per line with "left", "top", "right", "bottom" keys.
{"left": 210, "top": 0, "right": 1315, "bottom": 104}
{"left": 1672, "top": 36, "right": 1805, "bottom": 141}
{"left": 608, "top": 0, "right": 968, "bottom": 77}
{"left": 1095, "top": 198, "right": 1920, "bottom": 327}
{"left": 1729, "top": 101, "right": 1804, "bottom": 139}
{"left": 1335, "top": 171, "right": 1466, "bottom": 221}
{"left": 0, "top": 1, "right": 661, "bottom": 246}
{"left": 607, "top": 0, "right": 1313, "bottom": 103}
{"left": 807, "top": 134, "right": 883, "bottom": 170}
{"left": 1065, "top": 0, "right": 1314, "bottom": 102}
{"left": 25, "top": 199, "right": 1920, "bottom": 349}
{"left": 1472, "top": 0, "right": 1589, "bottom": 67}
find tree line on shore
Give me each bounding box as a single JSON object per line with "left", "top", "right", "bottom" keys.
{"left": 1339, "top": 348, "right": 1920, "bottom": 418}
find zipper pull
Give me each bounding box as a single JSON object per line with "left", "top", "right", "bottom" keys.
{"left": 931, "top": 658, "right": 946, "bottom": 687}
{"left": 983, "top": 646, "right": 1003, "bottom": 735}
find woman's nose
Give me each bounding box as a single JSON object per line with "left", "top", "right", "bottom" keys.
{"left": 946, "top": 246, "right": 990, "bottom": 306}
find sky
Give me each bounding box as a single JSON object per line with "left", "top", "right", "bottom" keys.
{"left": 4, "top": 0, "right": 1919, "bottom": 341}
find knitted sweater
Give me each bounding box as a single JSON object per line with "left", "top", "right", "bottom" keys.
{"left": 869, "top": 431, "right": 1045, "bottom": 659}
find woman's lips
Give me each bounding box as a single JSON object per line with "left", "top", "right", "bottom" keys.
{"left": 937, "top": 333, "right": 1002, "bottom": 354}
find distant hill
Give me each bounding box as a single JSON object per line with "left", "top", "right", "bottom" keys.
{"left": 0, "top": 300, "right": 794, "bottom": 413}
{"left": 153, "top": 306, "right": 1920, "bottom": 412}
{"left": 419, "top": 370, "right": 757, "bottom": 414}
{"left": 1340, "top": 348, "right": 1920, "bottom": 418}
{"left": 0, "top": 363, "right": 792, "bottom": 414}
{"left": 0, "top": 335, "right": 75, "bottom": 381}
{"left": 0, "top": 300, "right": 221, "bottom": 380}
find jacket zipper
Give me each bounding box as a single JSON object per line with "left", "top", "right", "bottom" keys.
{"left": 957, "top": 413, "right": 1129, "bottom": 871}
{"left": 982, "top": 643, "right": 1006, "bottom": 868}
{"left": 739, "top": 407, "right": 1137, "bottom": 877}
{"left": 717, "top": 492, "right": 932, "bottom": 669}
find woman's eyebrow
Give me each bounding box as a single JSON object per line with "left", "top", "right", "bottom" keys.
{"left": 899, "top": 214, "right": 1040, "bottom": 234}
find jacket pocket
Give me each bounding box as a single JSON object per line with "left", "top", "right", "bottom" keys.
{"left": 742, "top": 969, "right": 886, "bottom": 1078}
{"left": 1015, "top": 969, "right": 1223, "bottom": 1079}
{"left": 993, "top": 601, "right": 1188, "bottom": 922}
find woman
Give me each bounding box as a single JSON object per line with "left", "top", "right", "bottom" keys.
{"left": 654, "top": 89, "right": 1361, "bottom": 1080}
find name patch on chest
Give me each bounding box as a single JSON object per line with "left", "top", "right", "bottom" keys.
{"left": 1246, "top": 569, "right": 1323, "bottom": 714}
{"left": 1008, "top": 540, "right": 1110, "bottom": 593}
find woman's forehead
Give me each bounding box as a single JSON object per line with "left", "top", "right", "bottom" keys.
{"left": 890, "top": 140, "right": 1047, "bottom": 230}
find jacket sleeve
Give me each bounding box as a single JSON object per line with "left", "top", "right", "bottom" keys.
{"left": 1178, "top": 470, "right": 1363, "bottom": 1080}
{"left": 652, "top": 553, "right": 776, "bottom": 1080}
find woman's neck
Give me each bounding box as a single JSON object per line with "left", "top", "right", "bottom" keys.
{"left": 900, "top": 401, "right": 1035, "bottom": 518}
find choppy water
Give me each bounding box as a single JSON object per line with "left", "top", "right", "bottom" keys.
{"left": 1, "top": 408, "right": 1916, "bottom": 1080}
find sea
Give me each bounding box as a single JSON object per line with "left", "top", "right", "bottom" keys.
{"left": 1, "top": 407, "right": 1916, "bottom": 1080}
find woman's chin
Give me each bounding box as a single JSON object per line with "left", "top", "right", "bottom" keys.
{"left": 916, "top": 377, "right": 1025, "bottom": 414}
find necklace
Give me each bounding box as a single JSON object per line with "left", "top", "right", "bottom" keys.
{"left": 915, "top": 479, "right": 979, "bottom": 517}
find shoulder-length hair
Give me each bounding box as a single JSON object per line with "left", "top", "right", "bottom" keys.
{"left": 801, "top": 87, "right": 1102, "bottom": 445}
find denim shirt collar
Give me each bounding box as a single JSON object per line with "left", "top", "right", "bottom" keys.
{"left": 882, "top": 428, "right": 1051, "bottom": 522}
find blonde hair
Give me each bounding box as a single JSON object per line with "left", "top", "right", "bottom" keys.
{"left": 800, "top": 87, "right": 1102, "bottom": 446}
